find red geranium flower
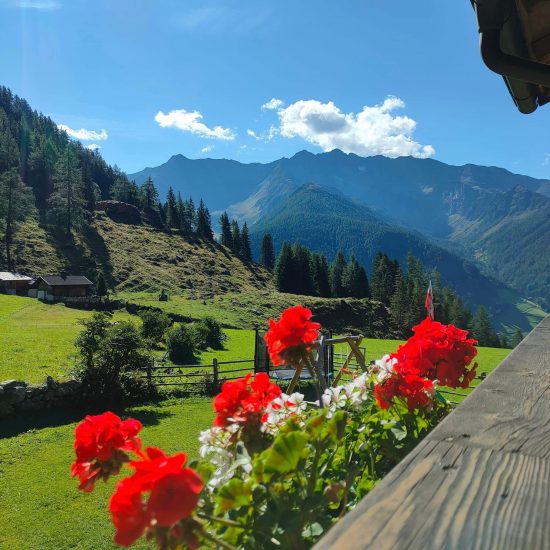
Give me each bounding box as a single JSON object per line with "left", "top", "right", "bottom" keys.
{"left": 109, "top": 447, "right": 203, "bottom": 547}
{"left": 393, "top": 317, "right": 478, "bottom": 388}
{"left": 374, "top": 362, "right": 435, "bottom": 411}
{"left": 213, "top": 372, "right": 281, "bottom": 427}
{"left": 71, "top": 412, "right": 142, "bottom": 492}
{"left": 264, "top": 305, "right": 320, "bottom": 366}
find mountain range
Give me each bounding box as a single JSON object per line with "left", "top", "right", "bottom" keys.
{"left": 130, "top": 150, "right": 550, "bottom": 315}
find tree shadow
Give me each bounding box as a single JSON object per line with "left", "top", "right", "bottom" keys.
{"left": 42, "top": 223, "right": 114, "bottom": 287}
{"left": 0, "top": 400, "right": 174, "bottom": 440}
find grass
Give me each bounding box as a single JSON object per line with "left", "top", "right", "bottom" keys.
{"left": 0, "top": 295, "right": 257, "bottom": 385}
{"left": 0, "top": 296, "right": 133, "bottom": 384}
{"left": 0, "top": 398, "right": 214, "bottom": 550}
{"left": 0, "top": 336, "right": 510, "bottom": 549}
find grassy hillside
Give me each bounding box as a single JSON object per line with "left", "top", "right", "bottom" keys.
{"left": 12, "top": 214, "right": 272, "bottom": 296}
{"left": 121, "top": 290, "right": 390, "bottom": 334}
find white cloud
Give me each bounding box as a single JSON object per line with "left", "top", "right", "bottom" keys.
{"left": 155, "top": 109, "right": 235, "bottom": 140}
{"left": 543, "top": 153, "right": 550, "bottom": 166}
{"left": 86, "top": 143, "right": 101, "bottom": 151}
{"left": 201, "top": 145, "right": 213, "bottom": 154}
{"left": 10, "top": 0, "right": 60, "bottom": 9}
{"left": 262, "top": 98, "right": 284, "bottom": 111}
{"left": 247, "top": 125, "right": 277, "bottom": 142}
{"left": 277, "top": 97, "right": 435, "bottom": 159}
{"left": 57, "top": 124, "right": 108, "bottom": 141}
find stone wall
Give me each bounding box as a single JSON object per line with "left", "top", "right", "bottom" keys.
{"left": 0, "top": 377, "right": 83, "bottom": 419}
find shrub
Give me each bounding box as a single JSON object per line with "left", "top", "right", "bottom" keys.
{"left": 138, "top": 309, "right": 172, "bottom": 347}
{"left": 166, "top": 324, "right": 195, "bottom": 364}
{"left": 75, "top": 314, "right": 153, "bottom": 401}
{"left": 191, "top": 316, "right": 225, "bottom": 350}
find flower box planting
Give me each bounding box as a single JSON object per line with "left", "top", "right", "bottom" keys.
{"left": 72, "top": 306, "right": 478, "bottom": 549}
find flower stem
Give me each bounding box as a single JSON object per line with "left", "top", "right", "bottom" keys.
{"left": 197, "top": 513, "right": 245, "bottom": 529}
{"left": 200, "top": 528, "right": 239, "bottom": 550}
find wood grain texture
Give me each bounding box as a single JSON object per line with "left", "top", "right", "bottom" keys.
{"left": 315, "top": 315, "right": 550, "bottom": 550}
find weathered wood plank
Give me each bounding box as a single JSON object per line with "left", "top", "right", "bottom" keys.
{"left": 315, "top": 315, "right": 550, "bottom": 549}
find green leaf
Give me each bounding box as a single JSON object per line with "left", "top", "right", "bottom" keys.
{"left": 261, "top": 431, "right": 309, "bottom": 475}
{"left": 390, "top": 424, "right": 407, "bottom": 441}
{"left": 302, "top": 522, "right": 324, "bottom": 539}
{"left": 215, "top": 478, "right": 252, "bottom": 514}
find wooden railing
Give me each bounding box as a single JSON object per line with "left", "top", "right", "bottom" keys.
{"left": 314, "top": 314, "right": 550, "bottom": 549}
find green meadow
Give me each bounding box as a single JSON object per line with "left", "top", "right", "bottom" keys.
{"left": 0, "top": 294, "right": 512, "bottom": 549}
{"left": 0, "top": 398, "right": 214, "bottom": 550}
{"left": 0, "top": 295, "right": 256, "bottom": 384}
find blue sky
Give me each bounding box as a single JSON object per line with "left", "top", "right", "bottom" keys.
{"left": 1, "top": 0, "right": 549, "bottom": 178}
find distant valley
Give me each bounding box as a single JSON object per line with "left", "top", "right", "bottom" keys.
{"left": 130, "top": 150, "right": 550, "bottom": 319}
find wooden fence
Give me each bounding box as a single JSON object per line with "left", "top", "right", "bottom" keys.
{"left": 314, "top": 314, "right": 550, "bottom": 549}
{"left": 143, "top": 359, "right": 255, "bottom": 390}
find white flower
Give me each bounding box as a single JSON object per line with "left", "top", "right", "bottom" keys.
{"left": 374, "top": 354, "right": 397, "bottom": 382}
{"left": 264, "top": 392, "right": 307, "bottom": 433}
{"left": 199, "top": 425, "right": 252, "bottom": 490}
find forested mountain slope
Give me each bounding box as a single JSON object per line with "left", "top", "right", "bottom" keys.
{"left": 130, "top": 150, "right": 550, "bottom": 306}
{"left": 249, "top": 184, "right": 546, "bottom": 335}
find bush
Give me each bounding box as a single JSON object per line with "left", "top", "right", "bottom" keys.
{"left": 75, "top": 313, "right": 153, "bottom": 401}
{"left": 138, "top": 309, "right": 172, "bottom": 347}
{"left": 166, "top": 324, "right": 195, "bottom": 364}
{"left": 191, "top": 316, "right": 225, "bottom": 350}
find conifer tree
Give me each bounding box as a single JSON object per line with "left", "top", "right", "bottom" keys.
{"left": 510, "top": 329, "right": 524, "bottom": 348}
{"left": 260, "top": 233, "right": 275, "bottom": 270}
{"left": 176, "top": 193, "right": 185, "bottom": 231}
{"left": 219, "top": 212, "right": 233, "bottom": 248}
{"left": 196, "top": 199, "right": 213, "bottom": 239}
{"left": 140, "top": 177, "right": 159, "bottom": 210}
{"left": 180, "top": 198, "right": 195, "bottom": 234}
{"left": 292, "top": 243, "right": 314, "bottom": 295}
{"left": 81, "top": 163, "right": 98, "bottom": 214}
{"left": 0, "top": 168, "right": 33, "bottom": 269}
{"left": 274, "top": 242, "right": 295, "bottom": 293}
{"left": 158, "top": 201, "right": 167, "bottom": 226}
{"left": 240, "top": 222, "right": 252, "bottom": 261}
{"left": 111, "top": 177, "right": 139, "bottom": 206}
{"left": 311, "top": 253, "right": 331, "bottom": 297}
{"left": 390, "top": 268, "right": 409, "bottom": 337}
{"left": 47, "top": 146, "right": 85, "bottom": 235}
{"left": 342, "top": 254, "right": 370, "bottom": 298}
{"left": 230, "top": 220, "right": 241, "bottom": 253}
{"left": 471, "top": 306, "right": 498, "bottom": 346}
{"left": 329, "top": 252, "right": 346, "bottom": 298}
{"left": 405, "top": 254, "right": 428, "bottom": 327}
{"left": 165, "top": 187, "right": 180, "bottom": 229}
{"left": 27, "top": 131, "right": 57, "bottom": 209}
{"left": 371, "top": 253, "right": 400, "bottom": 304}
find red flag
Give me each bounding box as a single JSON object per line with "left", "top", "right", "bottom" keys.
{"left": 425, "top": 280, "right": 434, "bottom": 319}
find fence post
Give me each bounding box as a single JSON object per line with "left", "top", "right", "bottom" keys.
{"left": 146, "top": 362, "right": 152, "bottom": 386}
{"left": 254, "top": 327, "right": 259, "bottom": 373}
{"left": 213, "top": 358, "right": 219, "bottom": 392}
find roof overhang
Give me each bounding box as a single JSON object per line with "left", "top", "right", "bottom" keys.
{"left": 471, "top": 0, "right": 550, "bottom": 113}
